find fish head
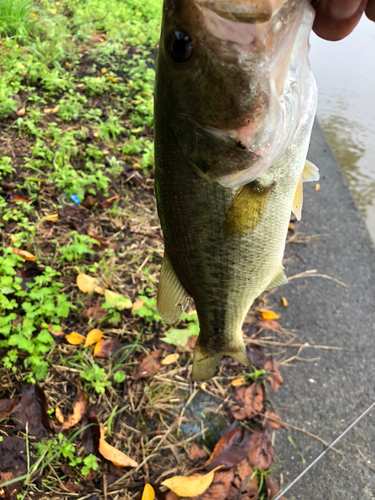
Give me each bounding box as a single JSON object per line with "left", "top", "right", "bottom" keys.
{"left": 156, "top": 0, "right": 316, "bottom": 186}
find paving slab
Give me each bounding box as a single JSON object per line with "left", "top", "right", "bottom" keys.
{"left": 268, "top": 120, "right": 375, "bottom": 499}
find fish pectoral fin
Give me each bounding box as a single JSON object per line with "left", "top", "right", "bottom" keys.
{"left": 292, "top": 175, "right": 303, "bottom": 221}
{"left": 157, "top": 251, "right": 190, "bottom": 324}
{"left": 192, "top": 338, "right": 248, "bottom": 381}
{"left": 265, "top": 266, "right": 288, "bottom": 291}
{"left": 223, "top": 181, "right": 273, "bottom": 237}
{"left": 302, "top": 160, "right": 319, "bottom": 183}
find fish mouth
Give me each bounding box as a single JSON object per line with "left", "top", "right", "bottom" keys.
{"left": 195, "top": 0, "right": 273, "bottom": 23}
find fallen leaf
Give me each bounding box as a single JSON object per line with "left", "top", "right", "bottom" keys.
{"left": 64, "top": 481, "right": 84, "bottom": 492}
{"left": 89, "top": 33, "right": 107, "bottom": 44}
{"left": 258, "top": 309, "right": 279, "bottom": 320}
{"left": 84, "top": 329, "right": 103, "bottom": 348}
{"left": 231, "top": 376, "right": 246, "bottom": 387}
{"left": 228, "top": 460, "right": 258, "bottom": 500}
{"left": 281, "top": 297, "right": 288, "bottom": 307}
{"left": 105, "top": 195, "right": 119, "bottom": 204}
{"left": 246, "top": 348, "right": 267, "bottom": 367}
{"left": 80, "top": 406, "right": 100, "bottom": 455}
{"left": 55, "top": 405, "right": 64, "bottom": 424}
{"left": 315, "top": 183, "right": 321, "bottom": 191}
{"left": 66, "top": 332, "right": 85, "bottom": 345}
{"left": 202, "top": 427, "right": 252, "bottom": 472}
{"left": 17, "top": 107, "right": 26, "bottom": 116}
{"left": 42, "top": 213, "right": 58, "bottom": 222}
{"left": 162, "top": 466, "right": 223, "bottom": 497}
{"left": 248, "top": 430, "right": 274, "bottom": 471}
{"left": 161, "top": 353, "right": 180, "bottom": 365}
{"left": 260, "top": 319, "right": 282, "bottom": 330}
{"left": 61, "top": 390, "right": 88, "bottom": 431}
{"left": 0, "top": 398, "right": 17, "bottom": 419}
{"left": 48, "top": 324, "right": 65, "bottom": 337}
{"left": 133, "top": 351, "right": 161, "bottom": 379}
{"left": 264, "top": 411, "right": 284, "bottom": 429}
{"left": 77, "top": 273, "right": 105, "bottom": 295}
{"left": 104, "top": 289, "right": 132, "bottom": 310}
{"left": 141, "top": 484, "right": 155, "bottom": 500}
{"left": 264, "top": 358, "right": 283, "bottom": 392}
{"left": 194, "top": 468, "right": 235, "bottom": 500}
{"left": 101, "top": 68, "right": 107, "bottom": 73}
{"left": 13, "top": 384, "right": 50, "bottom": 439}
{"left": 94, "top": 338, "right": 124, "bottom": 358}
{"left": 49, "top": 8, "right": 57, "bottom": 14}
{"left": 76, "top": 83, "right": 84, "bottom": 88}
{"left": 230, "top": 383, "right": 264, "bottom": 420}
{"left": 12, "top": 248, "right": 37, "bottom": 261}
{"left": 189, "top": 443, "right": 208, "bottom": 463}
{"left": 0, "top": 437, "right": 30, "bottom": 499}
{"left": 266, "top": 476, "right": 285, "bottom": 499}
{"left": 131, "top": 298, "right": 145, "bottom": 313}
{"left": 43, "top": 107, "right": 59, "bottom": 114}
{"left": 99, "top": 428, "right": 138, "bottom": 467}
{"left": 83, "top": 304, "right": 107, "bottom": 321}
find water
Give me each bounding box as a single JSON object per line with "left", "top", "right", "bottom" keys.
{"left": 309, "top": 16, "right": 375, "bottom": 240}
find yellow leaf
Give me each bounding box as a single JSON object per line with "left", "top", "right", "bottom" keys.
{"left": 141, "top": 484, "right": 155, "bottom": 500}
{"left": 281, "top": 297, "right": 288, "bottom": 307}
{"left": 42, "top": 213, "right": 58, "bottom": 222}
{"left": 76, "top": 83, "right": 84, "bottom": 88}
{"left": 231, "top": 376, "right": 246, "bottom": 387}
{"left": 49, "top": 8, "right": 57, "bottom": 14}
{"left": 104, "top": 289, "right": 132, "bottom": 310}
{"left": 131, "top": 299, "right": 145, "bottom": 314}
{"left": 162, "top": 466, "right": 223, "bottom": 497}
{"left": 61, "top": 390, "right": 88, "bottom": 431}
{"left": 315, "top": 183, "right": 321, "bottom": 191}
{"left": 84, "top": 329, "right": 103, "bottom": 348}
{"left": 161, "top": 353, "right": 180, "bottom": 366}
{"left": 55, "top": 405, "right": 64, "bottom": 424}
{"left": 133, "top": 162, "right": 141, "bottom": 168}
{"left": 259, "top": 309, "right": 280, "bottom": 320}
{"left": 99, "top": 432, "right": 138, "bottom": 467}
{"left": 112, "top": 78, "right": 117, "bottom": 82}
{"left": 12, "top": 248, "right": 37, "bottom": 261}
{"left": 43, "top": 107, "right": 59, "bottom": 114}
{"left": 76, "top": 273, "right": 104, "bottom": 295}
{"left": 93, "top": 131, "right": 99, "bottom": 138}
{"left": 101, "top": 68, "right": 107, "bottom": 73}
{"left": 17, "top": 108, "right": 26, "bottom": 116}
{"left": 66, "top": 332, "right": 85, "bottom": 345}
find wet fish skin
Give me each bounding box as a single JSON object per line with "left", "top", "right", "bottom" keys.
{"left": 154, "top": 0, "right": 318, "bottom": 380}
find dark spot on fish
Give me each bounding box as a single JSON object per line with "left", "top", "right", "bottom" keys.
{"left": 237, "top": 141, "right": 247, "bottom": 150}
{"left": 214, "top": 327, "right": 222, "bottom": 334}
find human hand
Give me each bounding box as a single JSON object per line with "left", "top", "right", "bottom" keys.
{"left": 312, "top": 0, "right": 375, "bottom": 41}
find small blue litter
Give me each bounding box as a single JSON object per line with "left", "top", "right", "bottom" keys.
{"left": 69, "top": 194, "right": 80, "bottom": 205}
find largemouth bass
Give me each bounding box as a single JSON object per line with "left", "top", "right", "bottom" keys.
{"left": 154, "top": 0, "right": 318, "bottom": 380}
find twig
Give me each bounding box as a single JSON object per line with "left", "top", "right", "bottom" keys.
{"left": 250, "top": 340, "right": 343, "bottom": 350}
{"left": 288, "top": 270, "right": 348, "bottom": 291}
{"left": 284, "top": 423, "right": 343, "bottom": 456}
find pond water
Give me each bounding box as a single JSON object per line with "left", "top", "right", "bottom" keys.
{"left": 309, "top": 15, "right": 375, "bottom": 241}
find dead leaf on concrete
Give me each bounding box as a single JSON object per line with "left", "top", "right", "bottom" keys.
{"left": 260, "top": 319, "right": 282, "bottom": 330}
{"left": 230, "top": 383, "right": 264, "bottom": 420}
{"left": 265, "top": 476, "right": 285, "bottom": 499}
{"left": 133, "top": 350, "right": 161, "bottom": 379}
{"left": 258, "top": 309, "right": 279, "bottom": 320}
{"left": 12, "top": 384, "right": 50, "bottom": 439}
{"left": 246, "top": 348, "right": 267, "bottom": 367}
{"left": 264, "top": 412, "right": 284, "bottom": 429}
{"left": 189, "top": 444, "right": 208, "bottom": 464}
{"left": 264, "top": 358, "right": 283, "bottom": 392}
{"left": 201, "top": 427, "right": 252, "bottom": 472}
{"left": 228, "top": 459, "right": 258, "bottom": 500}
{"left": 248, "top": 430, "right": 274, "bottom": 471}
{"left": 61, "top": 390, "right": 88, "bottom": 431}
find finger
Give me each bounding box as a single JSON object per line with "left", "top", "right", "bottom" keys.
{"left": 312, "top": 0, "right": 366, "bottom": 40}
{"left": 326, "top": 0, "right": 363, "bottom": 20}
{"left": 365, "top": 0, "right": 375, "bottom": 21}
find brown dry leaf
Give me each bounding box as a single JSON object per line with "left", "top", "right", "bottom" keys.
{"left": 99, "top": 428, "right": 138, "bottom": 467}
{"left": 13, "top": 194, "right": 29, "bottom": 203}
{"left": 195, "top": 468, "right": 235, "bottom": 500}
{"left": 66, "top": 332, "right": 85, "bottom": 345}
{"left": 246, "top": 348, "right": 267, "bottom": 367}
{"left": 12, "top": 248, "right": 37, "bottom": 261}
{"left": 80, "top": 407, "right": 100, "bottom": 455}
{"left": 84, "top": 329, "right": 103, "bottom": 348}
{"left": 161, "top": 353, "right": 180, "bottom": 365}
{"left": 55, "top": 405, "right": 65, "bottom": 424}
{"left": 61, "top": 391, "right": 88, "bottom": 431}
{"left": 248, "top": 430, "right": 274, "bottom": 471}
{"left": 17, "top": 107, "right": 26, "bottom": 116}
{"left": 265, "top": 358, "right": 283, "bottom": 392}
{"left": 258, "top": 309, "right": 279, "bottom": 320}
{"left": 141, "top": 484, "right": 155, "bottom": 500}
{"left": 48, "top": 324, "right": 65, "bottom": 337}
{"left": 264, "top": 411, "right": 284, "bottom": 429}
{"left": 83, "top": 304, "right": 107, "bottom": 321}
{"left": 230, "top": 383, "right": 264, "bottom": 420}
{"left": 189, "top": 443, "right": 208, "bottom": 463}
{"left": 161, "top": 466, "right": 223, "bottom": 497}
{"left": 281, "top": 296, "right": 288, "bottom": 307}
{"left": 202, "top": 427, "right": 252, "bottom": 472}
{"left": 133, "top": 350, "right": 161, "bottom": 379}
{"left": 77, "top": 273, "right": 105, "bottom": 295}
{"left": 94, "top": 338, "right": 123, "bottom": 358}
{"left": 12, "top": 384, "right": 50, "bottom": 439}
{"left": 104, "top": 289, "right": 132, "bottom": 309}
{"left": 42, "top": 213, "right": 58, "bottom": 222}
{"left": 228, "top": 460, "right": 258, "bottom": 500}
{"left": 265, "top": 476, "right": 285, "bottom": 499}
{"left": 0, "top": 398, "right": 17, "bottom": 419}
{"left": 131, "top": 298, "right": 145, "bottom": 313}
{"left": 231, "top": 376, "right": 246, "bottom": 387}
{"left": 260, "top": 319, "right": 282, "bottom": 330}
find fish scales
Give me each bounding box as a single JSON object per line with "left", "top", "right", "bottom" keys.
{"left": 154, "top": 0, "right": 318, "bottom": 380}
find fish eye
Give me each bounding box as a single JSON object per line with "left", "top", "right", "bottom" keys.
{"left": 167, "top": 31, "right": 194, "bottom": 64}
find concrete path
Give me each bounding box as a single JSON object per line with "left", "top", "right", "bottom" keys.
{"left": 269, "top": 121, "right": 375, "bottom": 499}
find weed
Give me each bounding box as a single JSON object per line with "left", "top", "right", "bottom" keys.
{"left": 80, "top": 362, "right": 111, "bottom": 394}
{"left": 57, "top": 231, "right": 100, "bottom": 262}
{"left": 0, "top": 0, "right": 35, "bottom": 38}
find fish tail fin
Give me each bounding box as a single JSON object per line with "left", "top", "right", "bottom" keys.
{"left": 192, "top": 338, "right": 248, "bottom": 381}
